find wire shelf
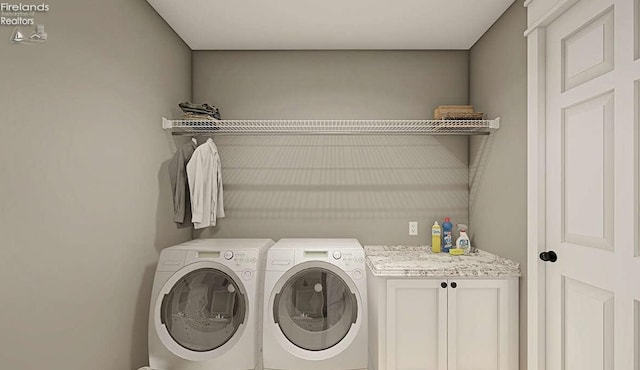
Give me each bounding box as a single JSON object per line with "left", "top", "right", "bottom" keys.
{"left": 162, "top": 117, "right": 500, "bottom": 135}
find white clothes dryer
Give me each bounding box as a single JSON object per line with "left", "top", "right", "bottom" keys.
{"left": 263, "top": 238, "right": 368, "bottom": 370}
{"left": 148, "top": 238, "right": 274, "bottom": 370}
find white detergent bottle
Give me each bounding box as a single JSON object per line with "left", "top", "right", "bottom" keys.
{"left": 456, "top": 224, "right": 471, "bottom": 254}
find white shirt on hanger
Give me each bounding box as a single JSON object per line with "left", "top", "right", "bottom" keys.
{"left": 186, "top": 138, "right": 225, "bottom": 229}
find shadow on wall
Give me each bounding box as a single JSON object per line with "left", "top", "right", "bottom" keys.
{"left": 469, "top": 133, "right": 497, "bottom": 230}
{"left": 205, "top": 134, "right": 469, "bottom": 221}
{"left": 130, "top": 263, "right": 157, "bottom": 369}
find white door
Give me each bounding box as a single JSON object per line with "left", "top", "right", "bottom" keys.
{"left": 447, "top": 279, "right": 510, "bottom": 370}
{"left": 386, "top": 279, "right": 447, "bottom": 370}
{"left": 544, "top": 0, "right": 640, "bottom": 369}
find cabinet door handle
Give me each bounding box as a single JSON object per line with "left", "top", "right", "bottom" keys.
{"left": 441, "top": 282, "right": 447, "bottom": 288}
{"left": 450, "top": 282, "right": 457, "bottom": 288}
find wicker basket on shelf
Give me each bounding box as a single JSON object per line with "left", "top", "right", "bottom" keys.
{"left": 433, "top": 105, "right": 484, "bottom": 120}
{"left": 440, "top": 112, "right": 485, "bottom": 120}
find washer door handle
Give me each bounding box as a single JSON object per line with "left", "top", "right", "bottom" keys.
{"left": 351, "top": 293, "right": 358, "bottom": 323}
{"left": 273, "top": 293, "right": 281, "bottom": 323}
{"left": 160, "top": 294, "right": 168, "bottom": 325}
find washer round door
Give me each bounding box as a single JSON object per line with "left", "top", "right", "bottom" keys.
{"left": 273, "top": 264, "right": 358, "bottom": 351}
{"left": 155, "top": 261, "right": 248, "bottom": 360}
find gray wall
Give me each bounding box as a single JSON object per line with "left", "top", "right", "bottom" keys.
{"left": 192, "top": 51, "right": 471, "bottom": 244}
{"left": 0, "top": 1, "right": 191, "bottom": 369}
{"left": 469, "top": 1, "right": 527, "bottom": 369}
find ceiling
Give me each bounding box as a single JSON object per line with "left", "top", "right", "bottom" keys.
{"left": 147, "top": 0, "right": 516, "bottom": 50}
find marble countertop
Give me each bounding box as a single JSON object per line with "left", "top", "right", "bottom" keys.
{"left": 365, "top": 245, "right": 521, "bottom": 278}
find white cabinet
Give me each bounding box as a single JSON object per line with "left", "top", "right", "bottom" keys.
{"left": 444, "top": 279, "right": 516, "bottom": 370}
{"left": 386, "top": 279, "right": 448, "bottom": 370}
{"left": 369, "top": 274, "right": 518, "bottom": 370}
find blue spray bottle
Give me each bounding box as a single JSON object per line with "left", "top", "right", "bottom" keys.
{"left": 442, "top": 217, "right": 453, "bottom": 253}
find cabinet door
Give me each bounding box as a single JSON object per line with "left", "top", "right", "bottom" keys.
{"left": 447, "top": 279, "right": 509, "bottom": 370}
{"left": 387, "top": 279, "right": 447, "bottom": 370}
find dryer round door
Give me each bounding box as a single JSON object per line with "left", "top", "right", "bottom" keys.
{"left": 271, "top": 261, "right": 362, "bottom": 358}
{"left": 154, "top": 261, "right": 248, "bottom": 361}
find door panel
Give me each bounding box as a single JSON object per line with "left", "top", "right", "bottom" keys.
{"left": 562, "top": 92, "right": 614, "bottom": 250}
{"left": 562, "top": 8, "right": 614, "bottom": 91}
{"left": 386, "top": 279, "right": 447, "bottom": 370}
{"left": 562, "top": 277, "right": 614, "bottom": 370}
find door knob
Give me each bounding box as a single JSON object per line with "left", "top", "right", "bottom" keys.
{"left": 539, "top": 250, "right": 557, "bottom": 262}
{"left": 441, "top": 282, "right": 447, "bottom": 288}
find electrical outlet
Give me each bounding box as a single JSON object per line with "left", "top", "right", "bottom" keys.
{"left": 409, "top": 221, "right": 418, "bottom": 236}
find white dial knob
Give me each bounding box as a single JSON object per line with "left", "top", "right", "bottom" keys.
{"left": 242, "top": 270, "right": 254, "bottom": 280}
{"left": 332, "top": 250, "right": 342, "bottom": 259}
{"left": 224, "top": 251, "right": 234, "bottom": 260}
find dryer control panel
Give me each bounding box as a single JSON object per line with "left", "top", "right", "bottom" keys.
{"left": 266, "top": 248, "right": 365, "bottom": 272}
{"left": 157, "top": 250, "right": 188, "bottom": 272}
{"left": 329, "top": 249, "right": 365, "bottom": 271}
{"left": 184, "top": 249, "right": 259, "bottom": 271}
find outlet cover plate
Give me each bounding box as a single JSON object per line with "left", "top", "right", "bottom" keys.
{"left": 409, "top": 221, "right": 418, "bottom": 236}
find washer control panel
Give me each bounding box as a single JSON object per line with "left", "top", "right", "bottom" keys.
{"left": 275, "top": 248, "right": 366, "bottom": 271}
{"left": 242, "top": 270, "right": 254, "bottom": 280}
{"left": 338, "top": 250, "right": 365, "bottom": 271}
{"left": 266, "top": 241, "right": 365, "bottom": 272}
{"left": 184, "top": 249, "right": 259, "bottom": 271}
{"left": 157, "top": 250, "right": 188, "bottom": 272}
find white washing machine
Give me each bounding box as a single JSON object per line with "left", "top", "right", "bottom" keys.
{"left": 263, "top": 238, "right": 368, "bottom": 370}
{"left": 148, "top": 238, "right": 274, "bottom": 370}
